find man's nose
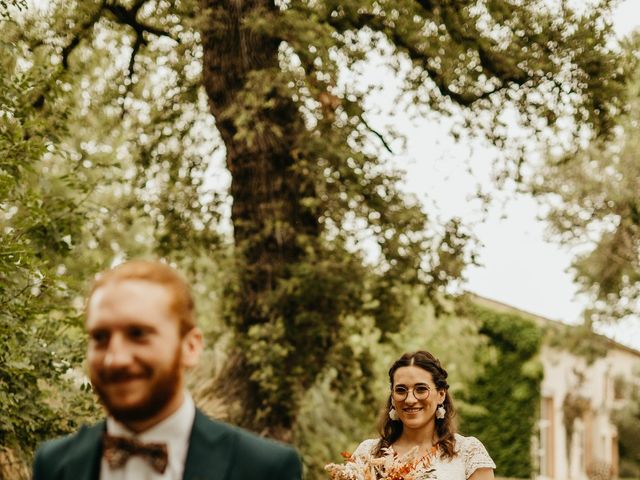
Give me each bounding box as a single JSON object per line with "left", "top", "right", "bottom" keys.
{"left": 104, "top": 334, "right": 134, "bottom": 368}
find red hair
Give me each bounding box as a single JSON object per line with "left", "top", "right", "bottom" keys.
{"left": 87, "top": 260, "right": 195, "bottom": 335}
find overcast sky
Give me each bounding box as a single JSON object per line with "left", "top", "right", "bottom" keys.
{"left": 392, "top": 0, "right": 640, "bottom": 350}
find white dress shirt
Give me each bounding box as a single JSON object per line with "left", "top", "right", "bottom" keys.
{"left": 100, "top": 391, "right": 196, "bottom": 480}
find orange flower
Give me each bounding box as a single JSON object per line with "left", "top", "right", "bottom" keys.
{"left": 325, "top": 445, "right": 436, "bottom": 480}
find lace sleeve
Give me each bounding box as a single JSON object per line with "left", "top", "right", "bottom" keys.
{"left": 461, "top": 436, "right": 496, "bottom": 479}
{"left": 352, "top": 439, "right": 378, "bottom": 459}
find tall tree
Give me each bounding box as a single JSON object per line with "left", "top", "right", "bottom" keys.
{"left": 531, "top": 33, "right": 640, "bottom": 324}
{"left": 196, "top": 0, "right": 625, "bottom": 438}
{"left": 3, "top": 0, "right": 626, "bottom": 444}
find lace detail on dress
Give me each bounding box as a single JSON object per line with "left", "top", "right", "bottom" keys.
{"left": 352, "top": 438, "right": 378, "bottom": 459}
{"left": 349, "top": 435, "right": 495, "bottom": 480}
{"left": 457, "top": 435, "right": 496, "bottom": 479}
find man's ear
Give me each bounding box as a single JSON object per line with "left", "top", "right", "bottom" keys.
{"left": 181, "top": 327, "right": 203, "bottom": 368}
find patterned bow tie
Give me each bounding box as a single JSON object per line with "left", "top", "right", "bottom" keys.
{"left": 102, "top": 432, "right": 169, "bottom": 474}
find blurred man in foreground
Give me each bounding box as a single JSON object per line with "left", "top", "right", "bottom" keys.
{"left": 33, "top": 260, "right": 302, "bottom": 480}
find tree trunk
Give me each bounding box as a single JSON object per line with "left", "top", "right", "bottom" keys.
{"left": 199, "top": 0, "right": 319, "bottom": 441}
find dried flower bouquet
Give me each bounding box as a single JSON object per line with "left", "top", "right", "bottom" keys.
{"left": 325, "top": 446, "right": 436, "bottom": 480}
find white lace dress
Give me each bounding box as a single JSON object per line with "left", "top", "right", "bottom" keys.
{"left": 352, "top": 433, "right": 496, "bottom": 480}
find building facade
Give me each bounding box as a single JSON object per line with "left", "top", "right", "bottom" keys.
{"left": 470, "top": 294, "right": 640, "bottom": 480}
{"left": 537, "top": 345, "right": 640, "bottom": 480}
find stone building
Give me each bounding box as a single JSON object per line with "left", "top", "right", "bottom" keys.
{"left": 471, "top": 294, "right": 640, "bottom": 480}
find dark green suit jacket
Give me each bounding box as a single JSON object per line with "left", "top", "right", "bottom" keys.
{"left": 32, "top": 409, "right": 302, "bottom": 480}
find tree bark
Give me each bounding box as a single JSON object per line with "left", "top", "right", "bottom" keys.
{"left": 199, "top": 0, "right": 319, "bottom": 440}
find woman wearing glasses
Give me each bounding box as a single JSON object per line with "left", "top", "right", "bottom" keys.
{"left": 352, "top": 350, "right": 496, "bottom": 480}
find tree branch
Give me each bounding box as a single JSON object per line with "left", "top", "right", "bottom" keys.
{"left": 104, "top": 2, "right": 177, "bottom": 43}
{"left": 31, "top": 2, "right": 106, "bottom": 109}
{"left": 440, "top": 3, "right": 528, "bottom": 85}
{"left": 415, "top": 0, "right": 435, "bottom": 13}
{"left": 103, "top": 0, "right": 179, "bottom": 89}
{"left": 324, "top": 2, "right": 528, "bottom": 106}
{"left": 126, "top": 29, "right": 145, "bottom": 82}
{"left": 61, "top": 1, "right": 107, "bottom": 69}
{"left": 382, "top": 21, "right": 512, "bottom": 106}
{"left": 61, "top": 0, "right": 178, "bottom": 78}
{"left": 359, "top": 114, "right": 394, "bottom": 153}
{"left": 41, "top": 0, "right": 180, "bottom": 115}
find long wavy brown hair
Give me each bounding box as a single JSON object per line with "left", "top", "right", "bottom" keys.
{"left": 374, "top": 350, "right": 457, "bottom": 458}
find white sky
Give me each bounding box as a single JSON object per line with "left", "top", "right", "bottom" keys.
{"left": 386, "top": 0, "right": 640, "bottom": 350}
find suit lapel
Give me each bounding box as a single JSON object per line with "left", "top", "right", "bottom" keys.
{"left": 65, "top": 421, "right": 104, "bottom": 480}
{"left": 56, "top": 411, "right": 233, "bottom": 480}
{"left": 182, "top": 410, "right": 235, "bottom": 480}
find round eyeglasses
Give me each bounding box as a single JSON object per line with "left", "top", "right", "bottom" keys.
{"left": 392, "top": 383, "right": 431, "bottom": 401}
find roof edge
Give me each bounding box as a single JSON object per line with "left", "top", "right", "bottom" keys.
{"left": 465, "top": 291, "right": 640, "bottom": 358}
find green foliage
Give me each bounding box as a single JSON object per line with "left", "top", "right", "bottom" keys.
{"left": 295, "top": 367, "right": 379, "bottom": 480}
{"left": 532, "top": 32, "right": 640, "bottom": 323}
{"left": 296, "top": 295, "right": 489, "bottom": 480}
{"left": 0, "top": 0, "right": 26, "bottom": 19}
{"left": 611, "top": 376, "right": 640, "bottom": 479}
{"left": 562, "top": 392, "right": 590, "bottom": 460}
{"left": 543, "top": 322, "right": 609, "bottom": 364}
{"left": 460, "top": 304, "right": 543, "bottom": 478}
{"left": 1, "top": 0, "right": 629, "bottom": 458}
{"left": 200, "top": 0, "right": 627, "bottom": 436}
{"left": 0, "top": 27, "right": 99, "bottom": 456}
{"left": 0, "top": 2, "right": 227, "bottom": 463}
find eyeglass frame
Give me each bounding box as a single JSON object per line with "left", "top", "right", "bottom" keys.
{"left": 391, "top": 382, "right": 432, "bottom": 402}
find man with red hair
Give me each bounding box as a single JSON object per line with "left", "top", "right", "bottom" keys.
{"left": 33, "top": 260, "right": 302, "bottom": 480}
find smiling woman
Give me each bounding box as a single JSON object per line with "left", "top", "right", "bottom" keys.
{"left": 351, "top": 351, "right": 496, "bottom": 480}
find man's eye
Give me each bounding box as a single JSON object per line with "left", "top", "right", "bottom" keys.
{"left": 91, "top": 331, "right": 109, "bottom": 345}
{"left": 128, "top": 326, "right": 153, "bottom": 341}
{"left": 128, "top": 327, "right": 146, "bottom": 339}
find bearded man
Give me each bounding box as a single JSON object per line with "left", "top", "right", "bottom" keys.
{"left": 32, "top": 260, "right": 302, "bottom": 480}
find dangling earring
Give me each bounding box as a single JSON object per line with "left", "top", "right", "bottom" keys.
{"left": 436, "top": 404, "right": 446, "bottom": 419}
{"left": 389, "top": 406, "right": 399, "bottom": 421}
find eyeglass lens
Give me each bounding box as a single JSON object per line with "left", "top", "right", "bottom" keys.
{"left": 392, "top": 384, "right": 431, "bottom": 401}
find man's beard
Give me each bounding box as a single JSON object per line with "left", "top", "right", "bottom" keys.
{"left": 92, "top": 349, "right": 182, "bottom": 424}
